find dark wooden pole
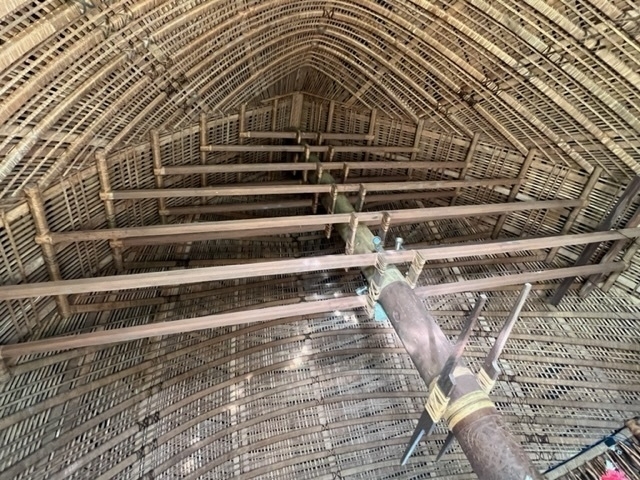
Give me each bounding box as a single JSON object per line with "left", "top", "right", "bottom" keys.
{"left": 313, "top": 164, "right": 541, "bottom": 480}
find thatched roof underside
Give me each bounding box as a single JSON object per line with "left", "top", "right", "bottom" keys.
{"left": 0, "top": 1, "right": 639, "bottom": 479}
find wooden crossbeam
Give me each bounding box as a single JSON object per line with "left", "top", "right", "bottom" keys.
{"left": 155, "top": 160, "right": 465, "bottom": 176}
{"left": 239, "top": 131, "right": 374, "bottom": 141}
{"left": 4, "top": 227, "right": 637, "bottom": 301}
{"left": 102, "top": 178, "right": 521, "bottom": 200}
{"left": 201, "top": 144, "right": 418, "bottom": 154}
{"left": 0, "top": 262, "right": 626, "bottom": 358}
{"left": 39, "top": 200, "right": 582, "bottom": 244}
{"left": 159, "top": 192, "right": 456, "bottom": 217}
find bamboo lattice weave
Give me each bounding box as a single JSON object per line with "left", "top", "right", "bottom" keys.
{"left": 0, "top": 1, "right": 639, "bottom": 479}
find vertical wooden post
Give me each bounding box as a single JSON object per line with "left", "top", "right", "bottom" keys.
{"left": 199, "top": 112, "right": 209, "bottom": 187}
{"left": 451, "top": 132, "right": 480, "bottom": 206}
{"left": 290, "top": 93, "right": 304, "bottom": 129}
{"left": 326, "top": 100, "right": 335, "bottom": 133}
{"left": 24, "top": 184, "right": 71, "bottom": 318}
{"left": 408, "top": 118, "right": 425, "bottom": 179}
{"left": 363, "top": 109, "right": 377, "bottom": 163}
{"left": 95, "top": 151, "right": 125, "bottom": 273}
{"left": 268, "top": 99, "right": 278, "bottom": 180}
{"left": 546, "top": 167, "right": 602, "bottom": 263}
{"left": 150, "top": 130, "right": 168, "bottom": 225}
{"left": 491, "top": 148, "right": 536, "bottom": 238}
{"left": 237, "top": 104, "right": 246, "bottom": 183}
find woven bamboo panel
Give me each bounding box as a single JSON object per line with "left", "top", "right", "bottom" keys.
{"left": 1, "top": 1, "right": 640, "bottom": 471}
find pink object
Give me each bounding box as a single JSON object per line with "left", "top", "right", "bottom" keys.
{"left": 601, "top": 471, "right": 627, "bottom": 480}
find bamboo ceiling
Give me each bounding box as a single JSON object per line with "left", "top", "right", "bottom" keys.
{"left": 0, "top": 1, "right": 639, "bottom": 479}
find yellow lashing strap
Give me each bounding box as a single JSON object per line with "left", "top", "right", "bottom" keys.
{"left": 476, "top": 367, "right": 496, "bottom": 394}
{"left": 445, "top": 390, "right": 495, "bottom": 430}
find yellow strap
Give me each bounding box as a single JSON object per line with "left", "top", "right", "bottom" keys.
{"left": 425, "top": 381, "right": 449, "bottom": 422}
{"left": 445, "top": 390, "right": 495, "bottom": 430}
{"left": 476, "top": 367, "right": 496, "bottom": 394}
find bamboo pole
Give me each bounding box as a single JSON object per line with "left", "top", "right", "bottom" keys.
{"left": 239, "top": 131, "right": 373, "bottom": 141}
{"left": 237, "top": 104, "right": 246, "bottom": 183}
{"left": 492, "top": 148, "right": 536, "bottom": 238}
{"left": 587, "top": 203, "right": 640, "bottom": 294}
{"left": 0, "top": 262, "right": 626, "bottom": 358}
{"left": 363, "top": 109, "right": 377, "bottom": 163}
{"left": 159, "top": 192, "right": 455, "bottom": 216}
{"left": 407, "top": 118, "right": 425, "bottom": 178}
{"left": 199, "top": 112, "right": 208, "bottom": 187}
{"left": 200, "top": 144, "right": 418, "bottom": 153}
{"left": 2, "top": 228, "right": 636, "bottom": 300}
{"left": 41, "top": 199, "right": 582, "bottom": 244}
{"left": 23, "top": 184, "right": 70, "bottom": 318}
{"left": 450, "top": 132, "right": 480, "bottom": 206}
{"left": 550, "top": 176, "right": 640, "bottom": 305}
{"left": 155, "top": 160, "right": 465, "bottom": 175}
{"left": 103, "top": 178, "right": 522, "bottom": 201}
{"left": 546, "top": 167, "right": 603, "bottom": 263}
{"left": 150, "top": 129, "right": 168, "bottom": 225}
{"left": 95, "top": 150, "right": 124, "bottom": 273}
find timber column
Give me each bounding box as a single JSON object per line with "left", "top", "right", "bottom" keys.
{"left": 312, "top": 163, "right": 541, "bottom": 480}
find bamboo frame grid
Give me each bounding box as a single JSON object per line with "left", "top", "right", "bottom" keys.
{"left": 0, "top": 5, "right": 639, "bottom": 473}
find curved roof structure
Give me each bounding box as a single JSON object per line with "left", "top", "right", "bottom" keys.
{"left": 0, "top": 1, "right": 639, "bottom": 479}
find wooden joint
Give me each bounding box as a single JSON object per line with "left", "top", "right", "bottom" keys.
{"left": 346, "top": 213, "right": 359, "bottom": 255}
{"left": 316, "top": 163, "right": 324, "bottom": 184}
{"left": 378, "top": 212, "right": 392, "bottom": 245}
{"left": 327, "top": 146, "right": 335, "bottom": 162}
{"left": 342, "top": 163, "right": 350, "bottom": 184}
{"left": 356, "top": 185, "right": 367, "bottom": 212}
{"left": 99, "top": 191, "right": 114, "bottom": 201}
{"left": 34, "top": 234, "right": 54, "bottom": 245}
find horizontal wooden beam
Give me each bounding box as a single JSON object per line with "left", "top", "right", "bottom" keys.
{"left": 102, "top": 178, "right": 519, "bottom": 201}
{"left": 413, "top": 263, "right": 625, "bottom": 297}
{"left": 5, "top": 227, "right": 637, "bottom": 300}
{"left": 239, "top": 131, "right": 374, "bottom": 141}
{"left": 119, "top": 253, "right": 547, "bottom": 272}
{"left": 157, "top": 160, "right": 464, "bottom": 176}
{"left": 159, "top": 192, "right": 455, "bottom": 216}
{"left": 0, "top": 297, "right": 366, "bottom": 357}
{"left": 41, "top": 199, "right": 581, "bottom": 244}
{"left": 0, "top": 262, "right": 626, "bottom": 357}
{"left": 201, "top": 144, "right": 418, "bottom": 153}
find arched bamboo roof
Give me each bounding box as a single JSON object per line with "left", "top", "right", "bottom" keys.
{"left": 0, "top": 1, "right": 639, "bottom": 479}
